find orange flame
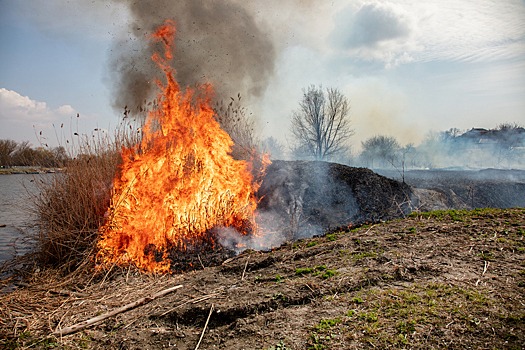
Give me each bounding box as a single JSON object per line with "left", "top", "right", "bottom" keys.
{"left": 96, "top": 20, "right": 260, "bottom": 273}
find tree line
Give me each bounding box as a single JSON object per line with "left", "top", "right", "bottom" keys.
{"left": 0, "top": 140, "right": 68, "bottom": 168}
{"left": 262, "top": 84, "right": 525, "bottom": 169}
{"left": 3, "top": 84, "right": 524, "bottom": 171}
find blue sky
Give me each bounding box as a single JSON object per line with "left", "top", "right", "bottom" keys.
{"left": 1, "top": 0, "right": 524, "bottom": 151}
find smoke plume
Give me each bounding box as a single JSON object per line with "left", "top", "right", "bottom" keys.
{"left": 110, "top": 0, "right": 276, "bottom": 111}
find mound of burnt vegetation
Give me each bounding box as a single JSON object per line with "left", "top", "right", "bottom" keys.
{"left": 256, "top": 160, "right": 412, "bottom": 240}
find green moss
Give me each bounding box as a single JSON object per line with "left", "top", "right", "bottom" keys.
{"left": 357, "top": 311, "right": 378, "bottom": 323}
{"left": 315, "top": 317, "right": 342, "bottom": 331}
{"left": 325, "top": 233, "right": 338, "bottom": 241}
{"left": 351, "top": 251, "right": 378, "bottom": 260}
{"left": 319, "top": 269, "right": 337, "bottom": 279}
{"left": 478, "top": 251, "right": 495, "bottom": 261}
{"left": 351, "top": 296, "right": 364, "bottom": 304}
{"left": 296, "top": 267, "right": 315, "bottom": 275}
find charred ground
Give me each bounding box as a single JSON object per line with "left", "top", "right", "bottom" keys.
{"left": 378, "top": 168, "right": 525, "bottom": 211}
{"left": 1, "top": 208, "right": 524, "bottom": 349}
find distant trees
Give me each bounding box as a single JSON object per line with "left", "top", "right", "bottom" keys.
{"left": 0, "top": 139, "right": 18, "bottom": 168}
{"left": 290, "top": 85, "right": 354, "bottom": 160}
{"left": 260, "top": 136, "right": 285, "bottom": 160}
{"left": 496, "top": 123, "right": 525, "bottom": 149}
{"left": 0, "top": 139, "right": 68, "bottom": 168}
{"left": 359, "top": 135, "right": 401, "bottom": 168}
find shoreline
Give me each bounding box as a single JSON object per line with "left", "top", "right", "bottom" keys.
{"left": 0, "top": 167, "right": 63, "bottom": 175}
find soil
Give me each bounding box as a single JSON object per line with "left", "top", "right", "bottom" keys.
{"left": 2, "top": 207, "right": 524, "bottom": 349}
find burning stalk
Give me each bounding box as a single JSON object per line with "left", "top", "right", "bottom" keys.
{"left": 96, "top": 20, "right": 263, "bottom": 273}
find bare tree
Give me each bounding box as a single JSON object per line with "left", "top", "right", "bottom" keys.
{"left": 360, "top": 135, "right": 401, "bottom": 168}
{"left": 0, "top": 139, "right": 18, "bottom": 167}
{"left": 260, "top": 136, "right": 285, "bottom": 160}
{"left": 290, "top": 85, "right": 353, "bottom": 160}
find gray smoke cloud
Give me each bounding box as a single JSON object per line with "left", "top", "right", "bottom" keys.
{"left": 110, "top": 0, "right": 277, "bottom": 111}
{"left": 333, "top": 2, "right": 413, "bottom": 50}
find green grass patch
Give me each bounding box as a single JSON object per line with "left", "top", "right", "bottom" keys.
{"left": 325, "top": 233, "right": 338, "bottom": 241}
{"left": 308, "top": 282, "right": 503, "bottom": 348}
{"left": 295, "top": 267, "right": 315, "bottom": 275}
{"left": 409, "top": 208, "right": 512, "bottom": 223}
{"left": 315, "top": 317, "right": 342, "bottom": 331}
{"left": 351, "top": 250, "right": 378, "bottom": 260}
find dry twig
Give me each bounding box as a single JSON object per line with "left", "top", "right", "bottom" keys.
{"left": 195, "top": 304, "right": 214, "bottom": 350}
{"left": 241, "top": 256, "right": 250, "bottom": 280}
{"left": 482, "top": 260, "right": 489, "bottom": 276}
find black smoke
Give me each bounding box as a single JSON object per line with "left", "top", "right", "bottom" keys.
{"left": 110, "top": 0, "right": 276, "bottom": 112}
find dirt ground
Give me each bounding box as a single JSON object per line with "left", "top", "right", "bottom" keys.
{"left": 1, "top": 207, "right": 524, "bottom": 349}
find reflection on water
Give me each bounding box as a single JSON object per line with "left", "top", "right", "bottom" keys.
{"left": 0, "top": 174, "right": 43, "bottom": 265}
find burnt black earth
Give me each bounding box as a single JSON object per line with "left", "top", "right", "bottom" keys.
{"left": 256, "top": 160, "right": 413, "bottom": 240}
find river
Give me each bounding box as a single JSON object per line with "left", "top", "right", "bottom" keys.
{"left": 0, "top": 174, "right": 43, "bottom": 265}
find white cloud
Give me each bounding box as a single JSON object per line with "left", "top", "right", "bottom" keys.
{"left": 56, "top": 104, "right": 76, "bottom": 116}
{"left": 0, "top": 88, "right": 80, "bottom": 144}
{"left": 412, "top": 0, "right": 525, "bottom": 63}
{"left": 329, "top": 0, "right": 525, "bottom": 66}
{"left": 336, "top": 2, "right": 414, "bottom": 49}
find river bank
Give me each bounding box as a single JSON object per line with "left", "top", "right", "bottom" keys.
{"left": 0, "top": 167, "right": 63, "bottom": 175}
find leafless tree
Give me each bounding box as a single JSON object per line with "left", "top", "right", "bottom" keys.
{"left": 0, "top": 139, "right": 18, "bottom": 167}
{"left": 261, "top": 136, "right": 285, "bottom": 160}
{"left": 359, "top": 135, "right": 401, "bottom": 168}
{"left": 290, "top": 85, "right": 353, "bottom": 160}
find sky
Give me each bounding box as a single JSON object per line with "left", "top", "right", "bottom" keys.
{"left": 1, "top": 0, "right": 524, "bottom": 152}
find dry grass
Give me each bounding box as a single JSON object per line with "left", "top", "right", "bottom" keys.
{"left": 0, "top": 266, "right": 176, "bottom": 349}
{"left": 30, "top": 121, "right": 142, "bottom": 271}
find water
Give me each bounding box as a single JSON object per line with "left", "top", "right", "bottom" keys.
{"left": 0, "top": 174, "right": 42, "bottom": 265}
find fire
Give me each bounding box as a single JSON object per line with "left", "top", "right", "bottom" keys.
{"left": 96, "top": 20, "right": 261, "bottom": 273}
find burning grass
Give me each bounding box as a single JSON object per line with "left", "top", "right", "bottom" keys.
{"left": 3, "top": 20, "right": 268, "bottom": 276}
{"left": 96, "top": 21, "right": 264, "bottom": 273}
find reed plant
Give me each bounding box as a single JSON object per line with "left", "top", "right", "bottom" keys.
{"left": 31, "top": 117, "right": 142, "bottom": 271}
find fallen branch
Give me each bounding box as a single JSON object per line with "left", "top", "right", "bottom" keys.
{"left": 53, "top": 284, "right": 183, "bottom": 337}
